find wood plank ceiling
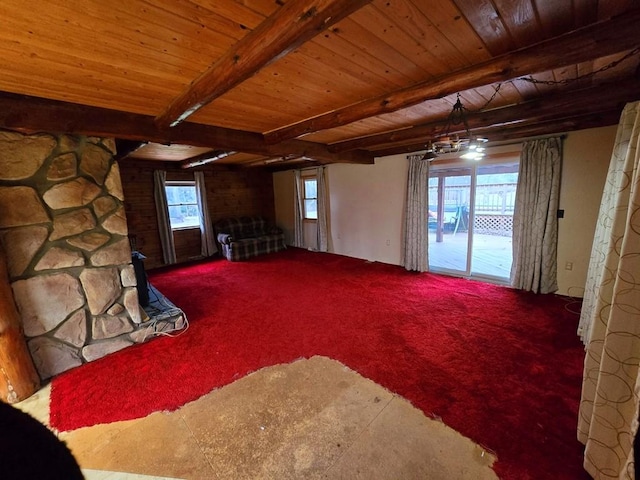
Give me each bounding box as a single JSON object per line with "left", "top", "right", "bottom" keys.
{"left": 0, "top": 0, "right": 638, "bottom": 169}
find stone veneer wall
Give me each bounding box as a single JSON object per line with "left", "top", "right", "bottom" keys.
{"left": 0, "top": 130, "right": 153, "bottom": 380}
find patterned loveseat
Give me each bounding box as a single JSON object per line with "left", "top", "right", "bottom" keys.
{"left": 215, "top": 216, "right": 286, "bottom": 261}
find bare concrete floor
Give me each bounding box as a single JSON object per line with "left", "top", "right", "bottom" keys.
{"left": 18, "top": 356, "right": 497, "bottom": 480}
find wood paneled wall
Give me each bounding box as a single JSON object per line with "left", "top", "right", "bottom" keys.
{"left": 119, "top": 160, "right": 275, "bottom": 270}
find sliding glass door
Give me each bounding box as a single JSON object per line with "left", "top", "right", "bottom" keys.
{"left": 471, "top": 163, "right": 518, "bottom": 278}
{"left": 428, "top": 160, "right": 519, "bottom": 282}
{"left": 428, "top": 166, "right": 472, "bottom": 272}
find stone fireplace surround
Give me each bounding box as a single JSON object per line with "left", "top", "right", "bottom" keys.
{"left": 0, "top": 130, "right": 184, "bottom": 380}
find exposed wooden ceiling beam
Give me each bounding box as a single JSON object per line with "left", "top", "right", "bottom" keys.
{"left": 369, "top": 109, "right": 622, "bottom": 158}
{"left": 282, "top": 138, "right": 372, "bottom": 164}
{"left": 245, "top": 155, "right": 320, "bottom": 169}
{"left": 253, "top": 158, "right": 322, "bottom": 170}
{"left": 473, "top": 110, "right": 623, "bottom": 143}
{"left": 330, "top": 78, "right": 640, "bottom": 152}
{"left": 265, "top": 10, "right": 640, "bottom": 144}
{"left": 180, "top": 150, "right": 236, "bottom": 169}
{"left": 0, "top": 92, "right": 374, "bottom": 166}
{"left": 113, "top": 140, "right": 147, "bottom": 161}
{"left": 155, "top": 0, "right": 372, "bottom": 129}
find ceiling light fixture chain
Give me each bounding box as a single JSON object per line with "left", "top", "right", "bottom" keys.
{"left": 474, "top": 83, "right": 503, "bottom": 113}
{"left": 519, "top": 47, "right": 640, "bottom": 86}
{"left": 420, "top": 83, "right": 502, "bottom": 162}
{"left": 423, "top": 92, "right": 488, "bottom": 161}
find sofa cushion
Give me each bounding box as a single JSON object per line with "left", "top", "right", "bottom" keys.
{"left": 222, "top": 233, "right": 285, "bottom": 261}
{"left": 215, "top": 216, "right": 268, "bottom": 240}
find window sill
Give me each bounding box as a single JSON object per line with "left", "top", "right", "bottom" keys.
{"left": 171, "top": 226, "right": 200, "bottom": 232}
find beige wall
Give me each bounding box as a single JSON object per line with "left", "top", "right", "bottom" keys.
{"left": 557, "top": 125, "right": 617, "bottom": 296}
{"left": 273, "top": 125, "right": 618, "bottom": 297}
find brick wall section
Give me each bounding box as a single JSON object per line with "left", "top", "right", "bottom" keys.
{"left": 119, "top": 159, "right": 276, "bottom": 270}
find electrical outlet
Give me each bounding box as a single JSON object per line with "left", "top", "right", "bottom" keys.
{"left": 565, "top": 262, "right": 573, "bottom": 271}
{"left": 386, "top": 239, "right": 390, "bottom": 246}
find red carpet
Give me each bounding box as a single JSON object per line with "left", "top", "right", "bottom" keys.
{"left": 50, "top": 248, "right": 588, "bottom": 479}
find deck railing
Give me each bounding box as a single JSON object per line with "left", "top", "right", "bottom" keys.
{"left": 429, "top": 183, "right": 517, "bottom": 236}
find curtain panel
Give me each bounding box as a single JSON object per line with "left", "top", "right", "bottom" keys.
{"left": 293, "top": 170, "right": 304, "bottom": 248}
{"left": 316, "top": 166, "right": 329, "bottom": 252}
{"left": 194, "top": 171, "right": 217, "bottom": 258}
{"left": 402, "top": 155, "right": 429, "bottom": 272}
{"left": 578, "top": 101, "right": 640, "bottom": 480}
{"left": 153, "top": 170, "right": 176, "bottom": 265}
{"left": 510, "top": 137, "right": 562, "bottom": 293}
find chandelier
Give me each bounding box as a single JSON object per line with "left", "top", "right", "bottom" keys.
{"left": 422, "top": 93, "right": 487, "bottom": 161}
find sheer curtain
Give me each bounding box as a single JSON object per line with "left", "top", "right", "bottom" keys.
{"left": 153, "top": 170, "right": 176, "bottom": 265}
{"left": 194, "top": 171, "right": 217, "bottom": 257}
{"left": 316, "top": 166, "right": 328, "bottom": 252}
{"left": 293, "top": 170, "right": 304, "bottom": 248}
{"left": 402, "top": 154, "right": 429, "bottom": 272}
{"left": 578, "top": 101, "right": 640, "bottom": 479}
{"left": 510, "top": 137, "right": 562, "bottom": 293}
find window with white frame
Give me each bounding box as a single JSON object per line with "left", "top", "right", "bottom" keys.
{"left": 165, "top": 181, "right": 200, "bottom": 229}
{"left": 303, "top": 176, "right": 318, "bottom": 220}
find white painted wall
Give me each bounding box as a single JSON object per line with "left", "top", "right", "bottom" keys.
{"left": 327, "top": 157, "right": 408, "bottom": 264}
{"left": 273, "top": 125, "right": 618, "bottom": 297}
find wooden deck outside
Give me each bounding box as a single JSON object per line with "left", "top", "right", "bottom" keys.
{"left": 428, "top": 232, "right": 513, "bottom": 281}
